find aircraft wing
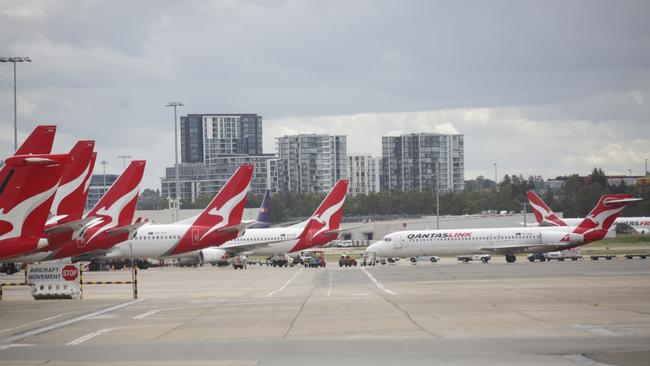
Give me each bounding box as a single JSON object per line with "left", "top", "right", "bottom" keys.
{"left": 44, "top": 217, "right": 95, "bottom": 235}
{"left": 219, "top": 238, "right": 297, "bottom": 255}
{"left": 324, "top": 224, "right": 367, "bottom": 236}
{"left": 480, "top": 243, "right": 572, "bottom": 254}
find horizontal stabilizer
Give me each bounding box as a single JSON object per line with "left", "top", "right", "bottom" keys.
{"left": 105, "top": 222, "right": 146, "bottom": 238}
{"left": 44, "top": 217, "right": 96, "bottom": 235}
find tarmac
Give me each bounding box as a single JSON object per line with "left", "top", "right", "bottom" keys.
{"left": 0, "top": 258, "right": 649, "bottom": 365}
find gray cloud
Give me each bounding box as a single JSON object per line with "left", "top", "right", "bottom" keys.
{"left": 0, "top": 0, "right": 648, "bottom": 188}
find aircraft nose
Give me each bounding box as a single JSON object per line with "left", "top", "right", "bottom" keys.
{"left": 367, "top": 241, "right": 383, "bottom": 254}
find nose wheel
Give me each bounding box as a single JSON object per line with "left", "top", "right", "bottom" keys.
{"left": 505, "top": 254, "right": 516, "bottom": 263}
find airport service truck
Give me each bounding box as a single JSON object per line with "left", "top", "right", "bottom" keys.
{"left": 457, "top": 254, "right": 491, "bottom": 263}
{"left": 528, "top": 249, "right": 582, "bottom": 262}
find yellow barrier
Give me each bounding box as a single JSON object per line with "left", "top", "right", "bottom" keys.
{"left": 0, "top": 266, "right": 30, "bottom": 301}
{"left": 79, "top": 265, "right": 138, "bottom": 300}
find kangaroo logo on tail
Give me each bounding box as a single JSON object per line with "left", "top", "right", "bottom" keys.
{"left": 526, "top": 190, "right": 566, "bottom": 226}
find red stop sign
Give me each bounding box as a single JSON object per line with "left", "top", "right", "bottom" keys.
{"left": 62, "top": 265, "right": 78, "bottom": 281}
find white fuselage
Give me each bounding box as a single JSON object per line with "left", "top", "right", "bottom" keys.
{"left": 367, "top": 226, "right": 577, "bottom": 258}
{"left": 181, "top": 227, "right": 306, "bottom": 262}
{"left": 110, "top": 226, "right": 305, "bottom": 260}
{"left": 105, "top": 224, "right": 191, "bottom": 259}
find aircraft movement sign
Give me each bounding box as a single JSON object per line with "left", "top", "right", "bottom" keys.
{"left": 28, "top": 263, "right": 80, "bottom": 283}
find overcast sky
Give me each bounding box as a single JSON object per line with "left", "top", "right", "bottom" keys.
{"left": 1, "top": 0, "right": 649, "bottom": 189}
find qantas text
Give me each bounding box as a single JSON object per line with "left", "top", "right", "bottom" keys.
{"left": 407, "top": 232, "right": 472, "bottom": 239}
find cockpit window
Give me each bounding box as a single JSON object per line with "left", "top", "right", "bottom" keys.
{"left": 384, "top": 236, "right": 391, "bottom": 242}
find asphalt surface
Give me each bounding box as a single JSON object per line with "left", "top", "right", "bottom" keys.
{"left": 0, "top": 259, "right": 649, "bottom": 365}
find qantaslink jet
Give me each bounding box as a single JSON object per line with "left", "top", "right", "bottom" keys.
{"left": 367, "top": 194, "right": 641, "bottom": 263}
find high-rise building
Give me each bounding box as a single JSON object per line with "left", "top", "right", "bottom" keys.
{"left": 276, "top": 134, "right": 347, "bottom": 193}
{"left": 180, "top": 113, "right": 263, "bottom": 163}
{"left": 161, "top": 154, "right": 278, "bottom": 202}
{"left": 347, "top": 154, "right": 381, "bottom": 195}
{"left": 381, "top": 133, "right": 464, "bottom": 193}
{"left": 85, "top": 174, "right": 119, "bottom": 210}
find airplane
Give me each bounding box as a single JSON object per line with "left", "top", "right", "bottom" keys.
{"left": 96, "top": 164, "right": 254, "bottom": 260}
{"left": 9, "top": 160, "right": 146, "bottom": 262}
{"left": 14, "top": 125, "right": 57, "bottom": 156}
{"left": 39, "top": 141, "right": 96, "bottom": 253}
{"left": 250, "top": 189, "right": 271, "bottom": 228}
{"left": 366, "top": 194, "right": 641, "bottom": 263}
{"left": 183, "top": 179, "right": 350, "bottom": 264}
{"left": 0, "top": 153, "right": 69, "bottom": 259}
{"left": 527, "top": 190, "right": 650, "bottom": 234}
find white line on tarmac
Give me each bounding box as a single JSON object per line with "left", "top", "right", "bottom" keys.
{"left": 0, "top": 313, "right": 71, "bottom": 334}
{"left": 268, "top": 267, "right": 304, "bottom": 297}
{"left": 133, "top": 309, "right": 164, "bottom": 320}
{"left": 564, "top": 354, "right": 618, "bottom": 366}
{"left": 0, "top": 299, "right": 144, "bottom": 345}
{"left": 327, "top": 270, "right": 333, "bottom": 297}
{"left": 360, "top": 267, "right": 397, "bottom": 296}
{"left": 0, "top": 343, "right": 32, "bottom": 351}
{"left": 66, "top": 327, "right": 121, "bottom": 346}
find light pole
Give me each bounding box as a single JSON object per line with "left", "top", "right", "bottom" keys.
{"left": 118, "top": 155, "right": 132, "bottom": 170}
{"left": 494, "top": 163, "right": 498, "bottom": 214}
{"left": 436, "top": 160, "right": 440, "bottom": 230}
{"left": 100, "top": 160, "right": 108, "bottom": 195}
{"left": 646, "top": 158, "right": 648, "bottom": 175}
{"left": 0, "top": 57, "right": 31, "bottom": 151}
{"left": 628, "top": 169, "right": 632, "bottom": 177}
{"left": 166, "top": 102, "right": 184, "bottom": 221}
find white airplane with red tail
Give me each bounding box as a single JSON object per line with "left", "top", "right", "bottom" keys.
{"left": 367, "top": 194, "right": 641, "bottom": 263}
{"left": 527, "top": 190, "right": 650, "bottom": 234}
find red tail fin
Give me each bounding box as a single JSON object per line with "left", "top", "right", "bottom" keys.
{"left": 572, "top": 194, "right": 642, "bottom": 243}
{"left": 290, "top": 179, "right": 349, "bottom": 251}
{"left": 50, "top": 141, "right": 95, "bottom": 224}
{"left": 15, "top": 125, "right": 57, "bottom": 155}
{"left": 193, "top": 164, "right": 253, "bottom": 233}
{"left": 86, "top": 160, "right": 145, "bottom": 228}
{"left": 165, "top": 165, "right": 252, "bottom": 255}
{"left": 0, "top": 154, "right": 68, "bottom": 248}
{"left": 526, "top": 190, "right": 566, "bottom": 226}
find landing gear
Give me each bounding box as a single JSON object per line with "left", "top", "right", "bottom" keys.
{"left": 505, "top": 254, "right": 516, "bottom": 263}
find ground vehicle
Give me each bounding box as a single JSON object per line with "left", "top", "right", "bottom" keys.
{"left": 339, "top": 255, "right": 357, "bottom": 267}
{"left": 457, "top": 254, "right": 491, "bottom": 263}
{"left": 528, "top": 249, "right": 582, "bottom": 262}
{"left": 271, "top": 254, "right": 291, "bottom": 267}
{"left": 625, "top": 254, "right": 649, "bottom": 259}
{"left": 337, "top": 240, "right": 354, "bottom": 248}
{"left": 527, "top": 253, "right": 547, "bottom": 262}
{"left": 232, "top": 256, "right": 247, "bottom": 269}
{"left": 409, "top": 256, "right": 440, "bottom": 264}
{"left": 379, "top": 257, "right": 398, "bottom": 265}
{"left": 361, "top": 251, "right": 376, "bottom": 266}
{"left": 301, "top": 251, "right": 325, "bottom": 268}
{"left": 1, "top": 263, "right": 22, "bottom": 275}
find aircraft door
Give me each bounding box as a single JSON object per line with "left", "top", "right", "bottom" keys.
{"left": 394, "top": 237, "right": 403, "bottom": 249}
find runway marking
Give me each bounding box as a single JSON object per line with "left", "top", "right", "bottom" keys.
{"left": 360, "top": 267, "right": 397, "bottom": 296}
{"left": 0, "top": 299, "right": 144, "bottom": 345}
{"left": 565, "top": 354, "right": 618, "bottom": 366}
{"left": 0, "top": 343, "right": 32, "bottom": 351}
{"left": 327, "top": 270, "right": 333, "bottom": 297}
{"left": 133, "top": 309, "right": 164, "bottom": 320}
{"left": 572, "top": 324, "right": 624, "bottom": 337}
{"left": 268, "top": 267, "right": 304, "bottom": 297}
{"left": 66, "top": 327, "right": 121, "bottom": 346}
{"left": 0, "top": 313, "right": 71, "bottom": 334}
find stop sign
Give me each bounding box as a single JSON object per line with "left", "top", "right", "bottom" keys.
{"left": 61, "top": 265, "right": 79, "bottom": 281}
